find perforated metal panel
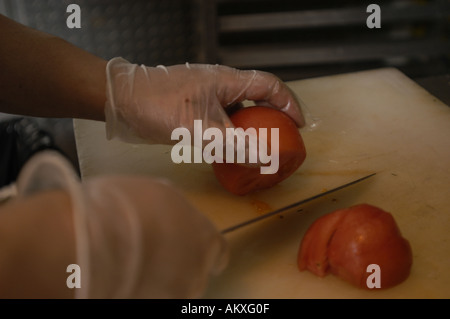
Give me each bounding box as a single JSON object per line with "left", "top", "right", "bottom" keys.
{"left": 0, "top": 0, "right": 203, "bottom": 173}
{"left": 0, "top": 0, "right": 200, "bottom": 66}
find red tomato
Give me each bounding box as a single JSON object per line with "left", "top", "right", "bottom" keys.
{"left": 298, "top": 204, "right": 413, "bottom": 289}
{"left": 212, "top": 106, "right": 306, "bottom": 195}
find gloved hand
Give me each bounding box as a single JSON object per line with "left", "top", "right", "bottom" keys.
{"left": 16, "top": 151, "right": 228, "bottom": 299}
{"left": 105, "top": 57, "right": 305, "bottom": 147}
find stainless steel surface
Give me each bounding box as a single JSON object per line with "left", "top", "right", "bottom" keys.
{"left": 221, "top": 173, "right": 376, "bottom": 234}
{"left": 0, "top": 0, "right": 201, "bottom": 65}
{"left": 1, "top": 0, "right": 448, "bottom": 80}
{"left": 208, "top": 0, "right": 450, "bottom": 81}
{"left": 0, "top": 0, "right": 204, "bottom": 174}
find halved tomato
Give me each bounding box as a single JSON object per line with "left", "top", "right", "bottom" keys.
{"left": 298, "top": 204, "right": 413, "bottom": 289}
{"left": 212, "top": 106, "right": 306, "bottom": 195}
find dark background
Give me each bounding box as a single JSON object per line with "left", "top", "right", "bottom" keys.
{"left": 1, "top": 0, "right": 448, "bottom": 80}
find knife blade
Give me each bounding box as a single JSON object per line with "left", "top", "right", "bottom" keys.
{"left": 221, "top": 172, "right": 376, "bottom": 234}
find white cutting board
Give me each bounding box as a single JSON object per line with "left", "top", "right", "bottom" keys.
{"left": 74, "top": 68, "right": 450, "bottom": 298}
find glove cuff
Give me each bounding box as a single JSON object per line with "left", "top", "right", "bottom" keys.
{"left": 16, "top": 152, "right": 145, "bottom": 298}
{"left": 15, "top": 151, "right": 91, "bottom": 299}
{"left": 105, "top": 57, "right": 147, "bottom": 144}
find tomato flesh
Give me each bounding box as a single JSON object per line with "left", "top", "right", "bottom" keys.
{"left": 298, "top": 204, "right": 413, "bottom": 289}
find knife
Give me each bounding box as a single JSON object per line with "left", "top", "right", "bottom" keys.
{"left": 221, "top": 172, "right": 376, "bottom": 234}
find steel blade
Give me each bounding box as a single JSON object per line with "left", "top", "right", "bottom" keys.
{"left": 221, "top": 173, "right": 376, "bottom": 234}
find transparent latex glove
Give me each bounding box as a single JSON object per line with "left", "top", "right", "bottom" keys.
{"left": 105, "top": 57, "right": 305, "bottom": 149}
{"left": 16, "top": 151, "right": 228, "bottom": 299}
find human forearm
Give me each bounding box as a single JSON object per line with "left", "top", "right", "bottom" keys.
{"left": 0, "top": 14, "right": 106, "bottom": 121}
{"left": 0, "top": 189, "right": 76, "bottom": 298}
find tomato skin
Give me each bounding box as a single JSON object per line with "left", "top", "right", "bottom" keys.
{"left": 298, "top": 204, "right": 413, "bottom": 289}
{"left": 212, "top": 106, "right": 306, "bottom": 195}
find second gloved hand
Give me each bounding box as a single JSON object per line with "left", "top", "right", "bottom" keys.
{"left": 105, "top": 57, "right": 305, "bottom": 146}
{"left": 77, "top": 174, "right": 228, "bottom": 299}
{"left": 16, "top": 151, "right": 228, "bottom": 299}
